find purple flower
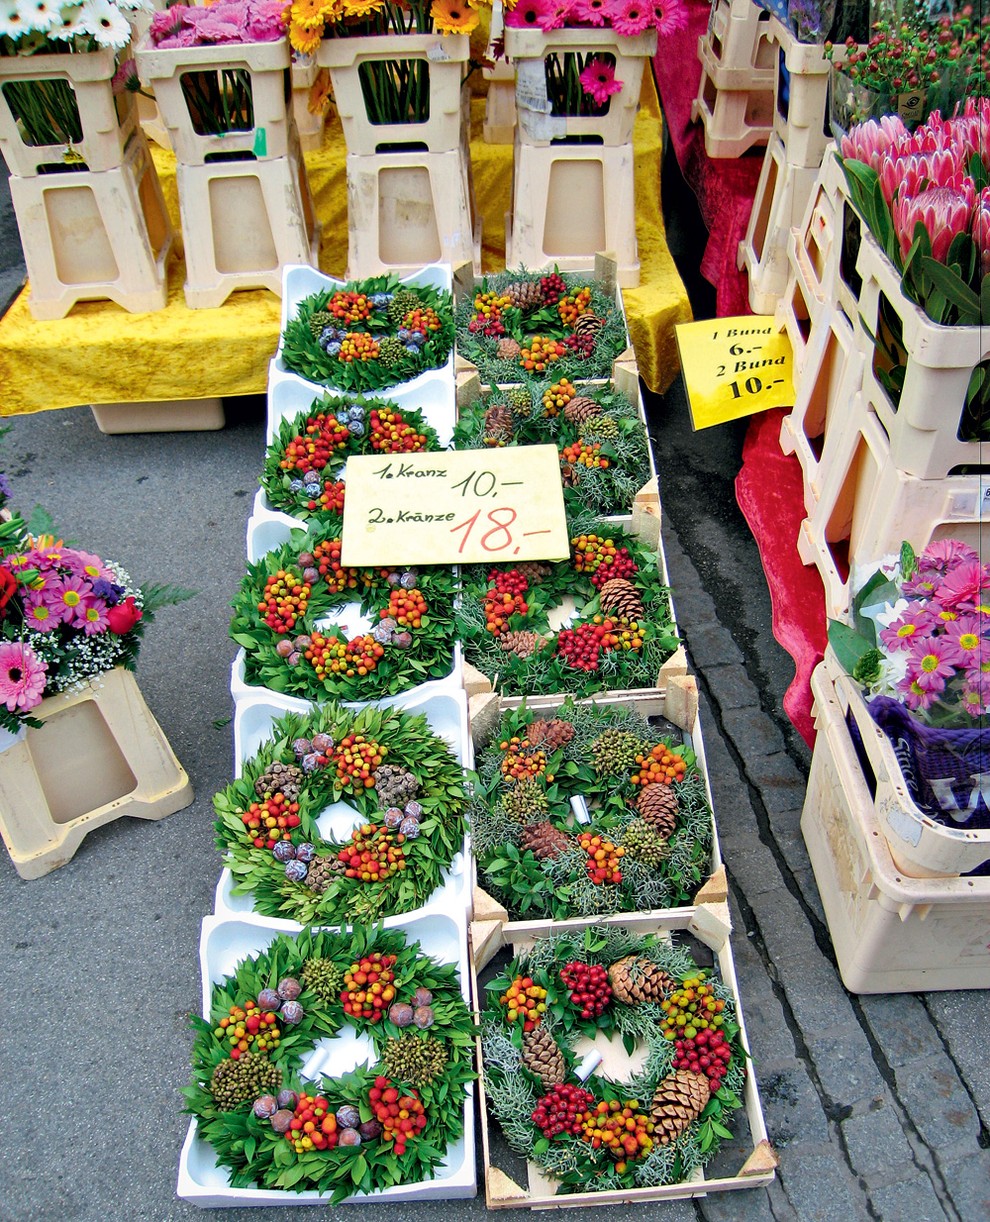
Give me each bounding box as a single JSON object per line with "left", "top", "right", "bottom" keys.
{"left": 91, "top": 577, "right": 123, "bottom": 606}
{"left": 0, "top": 472, "right": 10, "bottom": 501}
{"left": 906, "top": 636, "right": 958, "bottom": 691}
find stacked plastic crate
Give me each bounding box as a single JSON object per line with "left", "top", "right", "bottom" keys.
{"left": 691, "top": 0, "right": 777, "bottom": 158}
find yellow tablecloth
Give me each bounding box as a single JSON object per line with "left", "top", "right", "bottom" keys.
{"left": 0, "top": 76, "right": 690, "bottom": 414}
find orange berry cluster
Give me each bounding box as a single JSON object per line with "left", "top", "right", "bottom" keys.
{"left": 631, "top": 744, "right": 688, "bottom": 787}
{"left": 483, "top": 589, "right": 528, "bottom": 635}
{"left": 337, "top": 823, "right": 407, "bottom": 883}
{"left": 592, "top": 613, "right": 643, "bottom": 650}
{"left": 499, "top": 736, "right": 548, "bottom": 781}
{"left": 542, "top": 377, "right": 577, "bottom": 416}
{"left": 561, "top": 439, "right": 609, "bottom": 470}
{"left": 346, "top": 632, "right": 384, "bottom": 676}
{"left": 579, "top": 1100, "right": 654, "bottom": 1166}
{"left": 570, "top": 533, "right": 617, "bottom": 574}
{"left": 332, "top": 733, "right": 386, "bottom": 788}
{"left": 370, "top": 1077, "right": 427, "bottom": 1156}
{"left": 386, "top": 587, "right": 427, "bottom": 629}
{"left": 499, "top": 974, "right": 548, "bottom": 1031}
{"left": 341, "top": 952, "right": 397, "bottom": 1021}
{"left": 474, "top": 289, "right": 511, "bottom": 317}
{"left": 402, "top": 306, "right": 442, "bottom": 338}
{"left": 259, "top": 570, "right": 311, "bottom": 633}
{"left": 327, "top": 290, "right": 372, "bottom": 323}
{"left": 557, "top": 286, "right": 592, "bottom": 327}
{"left": 283, "top": 1093, "right": 338, "bottom": 1152}
{"left": 368, "top": 408, "right": 428, "bottom": 454}
{"left": 311, "top": 538, "right": 360, "bottom": 593}
{"left": 338, "top": 333, "right": 380, "bottom": 362}
{"left": 216, "top": 1001, "right": 282, "bottom": 1059}
{"left": 578, "top": 831, "right": 625, "bottom": 884}
{"left": 519, "top": 335, "right": 567, "bottom": 372}
{"left": 279, "top": 413, "right": 349, "bottom": 473}
{"left": 304, "top": 632, "right": 385, "bottom": 681}
{"left": 239, "top": 796, "right": 302, "bottom": 849}
{"left": 660, "top": 975, "right": 726, "bottom": 1039}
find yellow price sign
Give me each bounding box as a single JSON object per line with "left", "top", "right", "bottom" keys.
{"left": 674, "top": 315, "right": 795, "bottom": 431}
{"left": 340, "top": 445, "right": 570, "bottom": 568}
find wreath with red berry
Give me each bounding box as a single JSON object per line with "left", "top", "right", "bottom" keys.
{"left": 261, "top": 393, "right": 443, "bottom": 524}
{"left": 214, "top": 702, "right": 468, "bottom": 926}
{"left": 183, "top": 925, "right": 475, "bottom": 1204}
{"left": 453, "top": 383, "right": 653, "bottom": 519}
{"left": 455, "top": 516, "right": 678, "bottom": 698}
{"left": 230, "top": 522, "right": 457, "bottom": 702}
{"left": 455, "top": 268, "right": 628, "bottom": 387}
{"left": 280, "top": 275, "right": 456, "bottom": 394}
{"left": 468, "top": 700, "right": 714, "bottom": 921}
{"left": 479, "top": 924, "right": 746, "bottom": 1195}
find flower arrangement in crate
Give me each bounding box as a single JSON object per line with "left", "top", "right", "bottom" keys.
{"left": 0, "top": 508, "right": 194, "bottom": 734}
{"left": 214, "top": 702, "right": 468, "bottom": 925}
{"left": 829, "top": 539, "right": 990, "bottom": 836}
{"left": 453, "top": 382, "right": 652, "bottom": 520}
{"left": 837, "top": 99, "right": 989, "bottom": 437}
{"left": 469, "top": 701, "right": 714, "bottom": 919}
{"left": 261, "top": 393, "right": 442, "bottom": 525}
{"left": 184, "top": 925, "right": 475, "bottom": 1201}
{"left": 230, "top": 521, "right": 457, "bottom": 702}
{"left": 480, "top": 924, "right": 746, "bottom": 1194}
{"left": 455, "top": 269, "right": 628, "bottom": 388}
{"left": 456, "top": 512, "right": 678, "bottom": 698}
{"left": 281, "top": 277, "right": 456, "bottom": 394}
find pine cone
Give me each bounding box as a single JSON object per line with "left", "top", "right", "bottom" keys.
{"left": 503, "top": 279, "right": 543, "bottom": 311}
{"left": 608, "top": 955, "right": 674, "bottom": 1005}
{"left": 563, "top": 395, "right": 602, "bottom": 426}
{"left": 574, "top": 313, "right": 605, "bottom": 340}
{"left": 496, "top": 337, "right": 522, "bottom": 361}
{"left": 599, "top": 578, "right": 644, "bottom": 622}
{"left": 306, "top": 855, "right": 345, "bottom": 894}
{"left": 651, "top": 1069, "right": 710, "bottom": 1145}
{"left": 254, "top": 761, "right": 304, "bottom": 802}
{"left": 636, "top": 784, "right": 678, "bottom": 838}
{"left": 621, "top": 818, "right": 670, "bottom": 869}
{"left": 484, "top": 403, "right": 514, "bottom": 444}
{"left": 520, "top": 820, "right": 570, "bottom": 860}
{"left": 527, "top": 718, "right": 575, "bottom": 751}
{"left": 522, "top": 1026, "right": 566, "bottom": 1090}
{"left": 515, "top": 560, "right": 551, "bottom": 583}
{"left": 500, "top": 630, "right": 546, "bottom": 659}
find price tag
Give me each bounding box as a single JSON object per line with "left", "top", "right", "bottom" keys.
{"left": 674, "top": 315, "right": 795, "bottom": 431}
{"left": 340, "top": 445, "right": 570, "bottom": 567}
{"left": 981, "top": 483, "right": 990, "bottom": 517}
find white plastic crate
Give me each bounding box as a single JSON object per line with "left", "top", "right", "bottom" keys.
{"left": 704, "top": 0, "right": 777, "bottom": 83}
{"left": 691, "top": 38, "right": 774, "bottom": 158}
{"left": 767, "top": 17, "right": 838, "bottom": 169}
{"left": 802, "top": 662, "right": 990, "bottom": 993}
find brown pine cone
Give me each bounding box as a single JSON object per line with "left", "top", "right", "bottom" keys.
{"left": 520, "top": 820, "right": 570, "bottom": 860}
{"left": 515, "top": 560, "right": 552, "bottom": 583}
{"left": 527, "top": 718, "right": 576, "bottom": 751}
{"left": 563, "top": 395, "right": 602, "bottom": 425}
{"left": 599, "top": 577, "right": 644, "bottom": 621}
{"left": 496, "top": 337, "right": 522, "bottom": 361}
{"left": 500, "top": 630, "right": 546, "bottom": 658}
{"left": 522, "top": 1026, "right": 566, "bottom": 1089}
{"left": 651, "top": 1069, "right": 710, "bottom": 1145}
{"left": 503, "top": 279, "right": 543, "bottom": 311}
{"left": 636, "top": 784, "right": 678, "bottom": 838}
{"left": 483, "top": 403, "right": 514, "bottom": 444}
{"left": 574, "top": 313, "right": 605, "bottom": 339}
{"left": 608, "top": 955, "right": 674, "bottom": 1005}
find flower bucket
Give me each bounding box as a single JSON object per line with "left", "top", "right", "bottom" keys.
{"left": 504, "top": 26, "right": 656, "bottom": 148}
{"left": 0, "top": 46, "right": 138, "bottom": 176}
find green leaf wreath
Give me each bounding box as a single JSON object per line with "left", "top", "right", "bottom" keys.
{"left": 214, "top": 703, "right": 468, "bottom": 926}
{"left": 183, "top": 925, "right": 476, "bottom": 1203}
{"left": 469, "top": 701, "right": 714, "bottom": 921}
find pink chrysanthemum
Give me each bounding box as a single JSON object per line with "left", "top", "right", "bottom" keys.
{"left": 22, "top": 590, "right": 58, "bottom": 634}
{"left": 942, "top": 615, "right": 988, "bottom": 666}
{"left": 878, "top": 604, "right": 935, "bottom": 651}
{"left": 0, "top": 641, "right": 47, "bottom": 713}
{"left": 604, "top": 0, "right": 651, "bottom": 36}
{"left": 896, "top": 675, "right": 943, "bottom": 712}
{"left": 64, "top": 547, "right": 109, "bottom": 584}
{"left": 579, "top": 56, "right": 623, "bottom": 105}
{"left": 906, "top": 636, "right": 958, "bottom": 691}
{"left": 959, "top": 683, "right": 987, "bottom": 717}
{"left": 918, "top": 538, "right": 980, "bottom": 575}
{"left": 936, "top": 558, "right": 990, "bottom": 610}
{"left": 47, "top": 576, "right": 93, "bottom": 626}
{"left": 570, "top": 0, "right": 608, "bottom": 24}
{"left": 80, "top": 602, "right": 110, "bottom": 635}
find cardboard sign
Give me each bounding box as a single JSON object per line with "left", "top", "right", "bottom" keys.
{"left": 675, "top": 316, "right": 795, "bottom": 430}
{"left": 340, "top": 445, "right": 570, "bottom": 567}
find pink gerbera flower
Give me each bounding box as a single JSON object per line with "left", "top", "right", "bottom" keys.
{"left": 878, "top": 604, "right": 935, "bottom": 651}
{"left": 936, "top": 558, "right": 990, "bottom": 610}
{"left": 570, "top": 0, "right": 608, "bottom": 24}
{"left": 0, "top": 641, "right": 47, "bottom": 713}
{"left": 648, "top": 0, "right": 687, "bottom": 36}
{"left": 505, "top": 0, "right": 553, "bottom": 27}
{"left": 80, "top": 602, "right": 110, "bottom": 635}
{"left": 604, "top": 0, "right": 652, "bottom": 36}
{"left": 536, "top": 0, "right": 573, "bottom": 29}
{"left": 579, "top": 56, "right": 623, "bottom": 105}
{"left": 907, "top": 636, "right": 958, "bottom": 690}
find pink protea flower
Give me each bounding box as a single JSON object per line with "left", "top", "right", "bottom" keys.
{"left": 604, "top": 0, "right": 652, "bottom": 36}
{"left": 877, "top": 149, "right": 965, "bottom": 209}
{"left": 892, "top": 185, "right": 975, "bottom": 263}
{"left": 840, "top": 114, "right": 909, "bottom": 173}
{"left": 907, "top": 636, "right": 958, "bottom": 691}
{"left": 570, "top": 0, "right": 609, "bottom": 24}
{"left": 0, "top": 641, "right": 47, "bottom": 714}
{"left": 579, "top": 56, "right": 623, "bottom": 105}
{"left": 878, "top": 604, "right": 936, "bottom": 651}
{"left": 647, "top": 0, "right": 687, "bottom": 35}
{"left": 973, "top": 186, "right": 990, "bottom": 278}
{"left": 937, "top": 558, "right": 990, "bottom": 610}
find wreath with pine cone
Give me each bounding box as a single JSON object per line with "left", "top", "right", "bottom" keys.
{"left": 455, "top": 268, "right": 628, "bottom": 387}
{"left": 453, "top": 383, "right": 653, "bottom": 519}
{"left": 214, "top": 703, "right": 469, "bottom": 926}
{"left": 468, "top": 700, "right": 715, "bottom": 921}
{"left": 184, "top": 925, "right": 476, "bottom": 1203}
{"left": 456, "top": 516, "right": 678, "bottom": 698}
{"left": 230, "top": 521, "right": 458, "bottom": 703}
{"left": 279, "top": 275, "right": 456, "bottom": 394}
{"left": 480, "top": 924, "right": 747, "bottom": 1195}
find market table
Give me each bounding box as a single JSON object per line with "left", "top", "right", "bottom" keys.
{"left": 0, "top": 77, "right": 690, "bottom": 416}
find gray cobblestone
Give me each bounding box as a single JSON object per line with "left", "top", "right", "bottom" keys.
{"left": 841, "top": 1096, "right": 912, "bottom": 1176}
{"left": 804, "top": 1029, "right": 888, "bottom": 1108}
{"left": 923, "top": 992, "right": 990, "bottom": 1131}
{"left": 777, "top": 1144, "right": 871, "bottom": 1220}
{"left": 743, "top": 752, "right": 809, "bottom": 815}
{"left": 893, "top": 1054, "right": 984, "bottom": 1156}
{"left": 859, "top": 994, "right": 947, "bottom": 1069}
{"left": 941, "top": 1149, "right": 990, "bottom": 1219}
{"left": 703, "top": 662, "right": 763, "bottom": 712}
{"left": 700, "top": 1180, "right": 793, "bottom": 1221}
{"left": 759, "top": 1062, "right": 831, "bottom": 1147}
{"left": 791, "top": 866, "right": 827, "bottom": 928}
{"left": 723, "top": 704, "right": 788, "bottom": 759}
{"left": 682, "top": 621, "right": 745, "bottom": 668}
{"left": 867, "top": 1171, "right": 949, "bottom": 1222}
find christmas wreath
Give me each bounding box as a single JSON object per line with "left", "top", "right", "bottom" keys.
{"left": 480, "top": 924, "right": 746, "bottom": 1195}
{"left": 279, "top": 275, "right": 456, "bottom": 394}
{"left": 261, "top": 393, "right": 443, "bottom": 524}
{"left": 183, "top": 925, "right": 475, "bottom": 1203}
{"left": 469, "top": 700, "right": 714, "bottom": 920}
{"left": 214, "top": 703, "right": 468, "bottom": 926}
{"left": 455, "top": 268, "right": 628, "bottom": 387}
{"left": 453, "top": 383, "right": 653, "bottom": 519}
{"left": 230, "top": 522, "right": 457, "bottom": 702}
{"left": 456, "top": 515, "right": 678, "bottom": 698}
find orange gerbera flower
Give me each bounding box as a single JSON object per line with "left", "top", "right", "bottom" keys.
{"left": 289, "top": 19, "right": 324, "bottom": 52}
{"left": 290, "top": 0, "right": 327, "bottom": 27}
{"left": 308, "top": 68, "right": 333, "bottom": 115}
{"left": 431, "top": 0, "right": 480, "bottom": 32}
{"left": 341, "top": 0, "right": 386, "bottom": 17}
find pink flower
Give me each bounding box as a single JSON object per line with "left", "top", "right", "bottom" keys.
{"left": 79, "top": 602, "right": 110, "bottom": 635}
{"left": 840, "top": 114, "right": 909, "bottom": 174}
{"left": 943, "top": 615, "right": 988, "bottom": 666}
{"left": 579, "top": 56, "right": 623, "bottom": 105}
{"left": 877, "top": 149, "right": 965, "bottom": 209}
{"left": 111, "top": 58, "right": 141, "bottom": 97}
{"left": 505, "top": 0, "right": 554, "bottom": 27}
{"left": 149, "top": 6, "right": 187, "bottom": 43}
{"left": 973, "top": 187, "right": 990, "bottom": 278}
{"left": 536, "top": 0, "right": 573, "bottom": 30}
{"left": 959, "top": 682, "right": 987, "bottom": 717}
{"left": 892, "top": 185, "right": 975, "bottom": 263}
{"left": 22, "top": 590, "right": 58, "bottom": 634}
{"left": 937, "top": 558, "right": 990, "bottom": 610}
{"left": 244, "top": 0, "right": 285, "bottom": 40}
{"left": 604, "top": 0, "right": 652, "bottom": 36}
{"left": 648, "top": 0, "right": 687, "bottom": 36}
{"left": 0, "top": 641, "right": 47, "bottom": 713}
{"left": 896, "top": 675, "right": 943, "bottom": 712}
{"left": 918, "top": 538, "right": 981, "bottom": 575}
{"left": 64, "top": 547, "right": 110, "bottom": 583}
{"left": 570, "top": 0, "right": 609, "bottom": 24}
{"left": 907, "top": 636, "right": 958, "bottom": 690}
{"left": 46, "top": 576, "right": 94, "bottom": 626}
{"left": 878, "top": 605, "right": 936, "bottom": 651}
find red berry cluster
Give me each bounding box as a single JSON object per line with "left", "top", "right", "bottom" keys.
{"left": 468, "top": 291, "right": 511, "bottom": 337}
{"left": 279, "top": 413, "right": 350, "bottom": 473}
{"left": 299, "top": 478, "right": 346, "bottom": 515}
{"left": 561, "top": 439, "right": 608, "bottom": 471}
{"left": 402, "top": 306, "right": 442, "bottom": 340}
{"left": 387, "top": 587, "right": 427, "bottom": 629}
{"left": 488, "top": 568, "right": 529, "bottom": 596}
{"left": 483, "top": 589, "right": 528, "bottom": 635}
{"left": 283, "top": 1092, "right": 338, "bottom": 1152}
{"left": 578, "top": 831, "right": 625, "bottom": 884}
{"left": 310, "top": 539, "right": 361, "bottom": 594}
{"left": 346, "top": 632, "right": 384, "bottom": 677}
{"left": 341, "top": 954, "right": 397, "bottom": 1021}
{"left": 538, "top": 272, "right": 567, "bottom": 304}
{"left": 519, "top": 335, "right": 567, "bottom": 373}
{"left": 240, "top": 796, "right": 302, "bottom": 849}
{"left": 673, "top": 1029, "right": 733, "bottom": 1092}
{"left": 559, "top": 961, "right": 613, "bottom": 1018}
{"left": 570, "top": 533, "right": 617, "bottom": 575}
{"left": 338, "top": 823, "right": 407, "bottom": 882}
{"left": 556, "top": 620, "right": 612, "bottom": 671}
{"left": 327, "top": 290, "right": 372, "bottom": 323}
{"left": 369, "top": 1077, "right": 427, "bottom": 1155}
{"left": 216, "top": 1001, "right": 281, "bottom": 1059}
{"left": 304, "top": 632, "right": 385, "bottom": 681}
{"left": 369, "top": 408, "right": 428, "bottom": 454}
{"left": 259, "top": 570, "right": 311, "bottom": 633}
{"left": 332, "top": 733, "right": 386, "bottom": 788}
{"left": 589, "top": 547, "right": 638, "bottom": 590}
{"left": 564, "top": 331, "right": 597, "bottom": 360}
{"left": 531, "top": 1083, "right": 595, "bottom": 1139}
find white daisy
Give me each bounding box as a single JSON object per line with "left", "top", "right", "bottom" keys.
{"left": 77, "top": 0, "right": 129, "bottom": 46}
{"left": 16, "top": 0, "right": 59, "bottom": 32}
{"left": 0, "top": 0, "right": 30, "bottom": 39}
{"left": 47, "top": 2, "right": 84, "bottom": 38}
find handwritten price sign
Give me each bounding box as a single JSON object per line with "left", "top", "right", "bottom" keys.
{"left": 340, "top": 445, "right": 570, "bottom": 567}
{"left": 675, "top": 315, "right": 795, "bottom": 431}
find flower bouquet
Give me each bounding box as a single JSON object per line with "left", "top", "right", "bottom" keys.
{"left": 828, "top": 539, "right": 990, "bottom": 836}
{"left": 469, "top": 700, "right": 714, "bottom": 920}
{"left": 0, "top": 509, "right": 194, "bottom": 736}
{"left": 453, "top": 382, "right": 652, "bottom": 519}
